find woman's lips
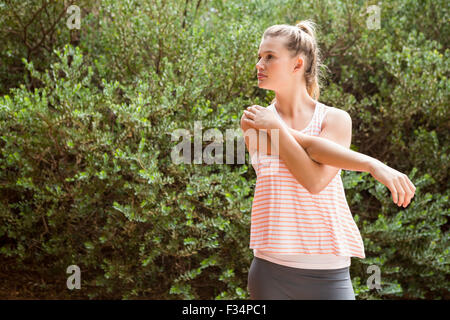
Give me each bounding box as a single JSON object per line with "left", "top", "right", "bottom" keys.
{"left": 257, "top": 74, "right": 267, "bottom": 79}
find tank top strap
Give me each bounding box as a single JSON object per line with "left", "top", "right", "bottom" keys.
{"left": 315, "top": 102, "right": 329, "bottom": 132}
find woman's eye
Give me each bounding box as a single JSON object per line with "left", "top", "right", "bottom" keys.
{"left": 257, "top": 55, "right": 272, "bottom": 61}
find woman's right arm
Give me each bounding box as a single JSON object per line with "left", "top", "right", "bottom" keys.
{"left": 288, "top": 127, "right": 416, "bottom": 207}
{"left": 241, "top": 110, "right": 416, "bottom": 207}
{"left": 288, "top": 127, "right": 373, "bottom": 172}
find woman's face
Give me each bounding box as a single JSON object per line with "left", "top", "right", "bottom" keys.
{"left": 256, "top": 36, "right": 303, "bottom": 91}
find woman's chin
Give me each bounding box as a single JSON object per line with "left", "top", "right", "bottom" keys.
{"left": 258, "top": 83, "right": 270, "bottom": 89}
{"left": 257, "top": 81, "right": 267, "bottom": 88}
{"left": 257, "top": 77, "right": 270, "bottom": 87}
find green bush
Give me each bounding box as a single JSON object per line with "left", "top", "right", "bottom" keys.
{"left": 0, "top": 0, "right": 448, "bottom": 299}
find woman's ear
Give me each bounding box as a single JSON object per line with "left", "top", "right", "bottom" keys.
{"left": 294, "top": 56, "right": 304, "bottom": 72}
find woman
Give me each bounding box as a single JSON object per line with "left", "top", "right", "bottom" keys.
{"left": 240, "top": 20, "right": 416, "bottom": 300}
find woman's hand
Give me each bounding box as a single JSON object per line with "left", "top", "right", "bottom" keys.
{"left": 242, "top": 105, "right": 282, "bottom": 130}
{"left": 369, "top": 159, "right": 416, "bottom": 207}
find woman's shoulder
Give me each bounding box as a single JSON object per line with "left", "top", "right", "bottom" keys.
{"left": 320, "top": 103, "right": 352, "bottom": 131}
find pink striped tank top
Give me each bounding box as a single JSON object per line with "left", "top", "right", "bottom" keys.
{"left": 249, "top": 101, "right": 366, "bottom": 269}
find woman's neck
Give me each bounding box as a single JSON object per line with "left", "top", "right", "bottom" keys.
{"left": 274, "top": 86, "right": 316, "bottom": 118}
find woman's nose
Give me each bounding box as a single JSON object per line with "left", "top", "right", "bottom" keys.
{"left": 256, "top": 61, "right": 264, "bottom": 70}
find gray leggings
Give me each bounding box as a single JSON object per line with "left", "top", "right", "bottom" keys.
{"left": 248, "top": 256, "right": 356, "bottom": 300}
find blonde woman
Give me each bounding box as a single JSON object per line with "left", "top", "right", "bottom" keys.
{"left": 241, "top": 20, "right": 416, "bottom": 300}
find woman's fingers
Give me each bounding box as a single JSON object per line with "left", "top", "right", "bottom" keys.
{"left": 397, "top": 177, "right": 407, "bottom": 207}
{"left": 247, "top": 106, "right": 257, "bottom": 113}
{"left": 398, "top": 176, "right": 412, "bottom": 207}
{"left": 406, "top": 176, "right": 417, "bottom": 196}
{"left": 385, "top": 181, "right": 398, "bottom": 205}
{"left": 243, "top": 114, "right": 257, "bottom": 129}
{"left": 244, "top": 110, "right": 254, "bottom": 119}
{"left": 404, "top": 175, "right": 417, "bottom": 207}
{"left": 392, "top": 178, "right": 404, "bottom": 206}
{"left": 392, "top": 174, "right": 416, "bottom": 207}
{"left": 243, "top": 116, "right": 254, "bottom": 125}
{"left": 392, "top": 186, "right": 399, "bottom": 205}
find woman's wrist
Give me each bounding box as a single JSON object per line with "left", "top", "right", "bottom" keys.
{"left": 367, "top": 158, "right": 382, "bottom": 174}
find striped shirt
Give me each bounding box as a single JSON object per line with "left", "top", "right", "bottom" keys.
{"left": 249, "top": 102, "right": 365, "bottom": 269}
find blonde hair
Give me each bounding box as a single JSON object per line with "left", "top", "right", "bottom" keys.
{"left": 262, "top": 20, "right": 326, "bottom": 104}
